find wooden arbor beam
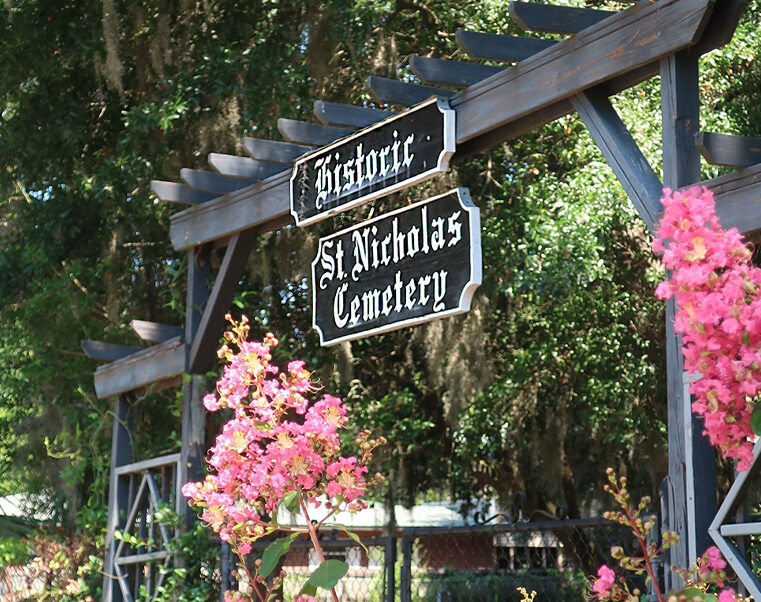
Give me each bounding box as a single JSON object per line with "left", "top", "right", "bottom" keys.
{"left": 453, "top": 0, "right": 715, "bottom": 153}
{"left": 169, "top": 0, "right": 718, "bottom": 252}
{"left": 93, "top": 336, "right": 185, "bottom": 399}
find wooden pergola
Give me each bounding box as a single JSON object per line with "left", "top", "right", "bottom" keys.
{"left": 82, "top": 1, "right": 761, "bottom": 599}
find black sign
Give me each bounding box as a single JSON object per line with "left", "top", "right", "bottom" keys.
{"left": 312, "top": 188, "right": 481, "bottom": 346}
{"left": 291, "top": 97, "right": 455, "bottom": 226}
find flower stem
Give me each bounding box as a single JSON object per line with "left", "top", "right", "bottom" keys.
{"left": 299, "top": 491, "right": 340, "bottom": 602}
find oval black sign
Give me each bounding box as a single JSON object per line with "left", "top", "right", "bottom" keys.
{"left": 291, "top": 97, "right": 455, "bottom": 227}
{"left": 312, "top": 188, "right": 481, "bottom": 346}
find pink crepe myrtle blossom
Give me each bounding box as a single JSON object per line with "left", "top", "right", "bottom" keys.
{"left": 183, "top": 315, "right": 384, "bottom": 602}
{"left": 654, "top": 186, "right": 761, "bottom": 470}
{"left": 591, "top": 565, "right": 616, "bottom": 597}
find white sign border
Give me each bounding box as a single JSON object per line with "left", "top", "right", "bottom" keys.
{"left": 290, "top": 96, "right": 456, "bottom": 227}
{"left": 311, "top": 187, "right": 482, "bottom": 347}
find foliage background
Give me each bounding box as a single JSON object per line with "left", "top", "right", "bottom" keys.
{"left": 0, "top": 0, "right": 759, "bottom": 596}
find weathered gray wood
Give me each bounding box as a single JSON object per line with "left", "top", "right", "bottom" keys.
{"left": 188, "top": 230, "right": 258, "bottom": 374}
{"left": 696, "top": 0, "right": 748, "bottom": 53}
{"left": 208, "top": 153, "right": 286, "bottom": 180}
{"left": 81, "top": 340, "right": 141, "bottom": 362}
{"left": 509, "top": 1, "right": 617, "bottom": 34}
{"left": 366, "top": 76, "right": 456, "bottom": 107}
{"left": 661, "top": 48, "right": 715, "bottom": 575}
{"left": 408, "top": 56, "right": 503, "bottom": 88}
{"left": 103, "top": 393, "right": 133, "bottom": 602}
{"left": 696, "top": 131, "right": 761, "bottom": 168}
{"left": 114, "top": 550, "right": 170, "bottom": 565}
{"left": 170, "top": 170, "right": 291, "bottom": 251}
{"left": 130, "top": 320, "right": 183, "bottom": 343}
{"left": 149, "top": 180, "right": 217, "bottom": 205}
{"left": 93, "top": 336, "right": 185, "bottom": 399}
{"left": 455, "top": 30, "right": 556, "bottom": 62}
{"left": 571, "top": 89, "right": 662, "bottom": 232}
{"left": 168, "top": 0, "right": 717, "bottom": 252}
{"left": 242, "top": 137, "right": 313, "bottom": 164}
{"left": 704, "top": 163, "right": 761, "bottom": 234}
{"left": 276, "top": 118, "right": 352, "bottom": 146}
{"left": 180, "top": 245, "right": 211, "bottom": 528}
{"left": 452, "top": 0, "right": 715, "bottom": 148}
{"left": 180, "top": 168, "right": 256, "bottom": 194}
{"left": 114, "top": 453, "right": 181, "bottom": 476}
{"left": 185, "top": 246, "right": 211, "bottom": 352}
{"left": 313, "top": 100, "right": 393, "bottom": 128}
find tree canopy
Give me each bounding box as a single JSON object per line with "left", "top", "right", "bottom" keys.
{"left": 0, "top": 0, "right": 759, "bottom": 579}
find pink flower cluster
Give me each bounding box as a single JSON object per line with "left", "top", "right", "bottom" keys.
{"left": 592, "top": 565, "right": 616, "bottom": 596}
{"left": 182, "top": 315, "right": 374, "bottom": 552}
{"left": 654, "top": 186, "right": 760, "bottom": 470}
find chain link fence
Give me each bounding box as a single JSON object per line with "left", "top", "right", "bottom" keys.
{"left": 221, "top": 516, "right": 651, "bottom": 602}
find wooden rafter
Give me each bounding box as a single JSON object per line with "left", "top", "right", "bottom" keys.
{"left": 696, "top": 132, "right": 761, "bottom": 168}
{"left": 509, "top": 1, "right": 616, "bottom": 34}
{"left": 313, "top": 100, "right": 393, "bottom": 128}
{"left": 180, "top": 168, "right": 256, "bottom": 194}
{"left": 242, "top": 137, "right": 313, "bottom": 164}
{"left": 149, "top": 181, "right": 217, "bottom": 205}
{"left": 130, "top": 320, "right": 184, "bottom": 343}
{"left": 276, "top": 118, "right": 352, "bottom": 146}
{"left": 455, "top": 30, "right": 556, "bottom": 62}
{"left": 408, "top": 56, "right": 503, "bottom": 88}
{"left": 82, "top": 340, "right": 141, "bottom": 362}
{"left": 366, "top": 76, "right": 455, "bottom": 107}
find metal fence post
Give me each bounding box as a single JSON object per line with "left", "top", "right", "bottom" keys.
{"left": 385, "top": 536, "right": 397, "bottom": 602}
{"left": 400, "top": 531, "right": 412, "bottom": 602}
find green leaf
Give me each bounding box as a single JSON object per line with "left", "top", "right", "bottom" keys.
{"left": 305, "top": 559, "right": 349, "bottom": 590}
{"left": 680, "top": 587, "right": 716, "bottom": 600}
{"left": 283, "top": 490, "right": 301, "bottom": 514}
{"left": 298, "top": 582, "right": 318, "bottom": 597}
{"left": 333, "top": 524, "right": 368, "bottom": 554}
{"left": 751, "top": 404, "right": 761, "bottom": 435}
{"left": 259, "top": 535, "right": 297, "bottom": 578}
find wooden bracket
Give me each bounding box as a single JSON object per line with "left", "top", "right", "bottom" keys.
{"left": 572, "top": 89, "right": 662, "bottom": 233}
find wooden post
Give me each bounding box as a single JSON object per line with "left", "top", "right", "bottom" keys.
{"left": 661, "top": 48, "right": 717, "bottom": 579}
{"left": 180, "top": 246, "right": 211, "bottom": 527}
{"left": 102, "top": 393, "right": 133, "bottom": 602}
